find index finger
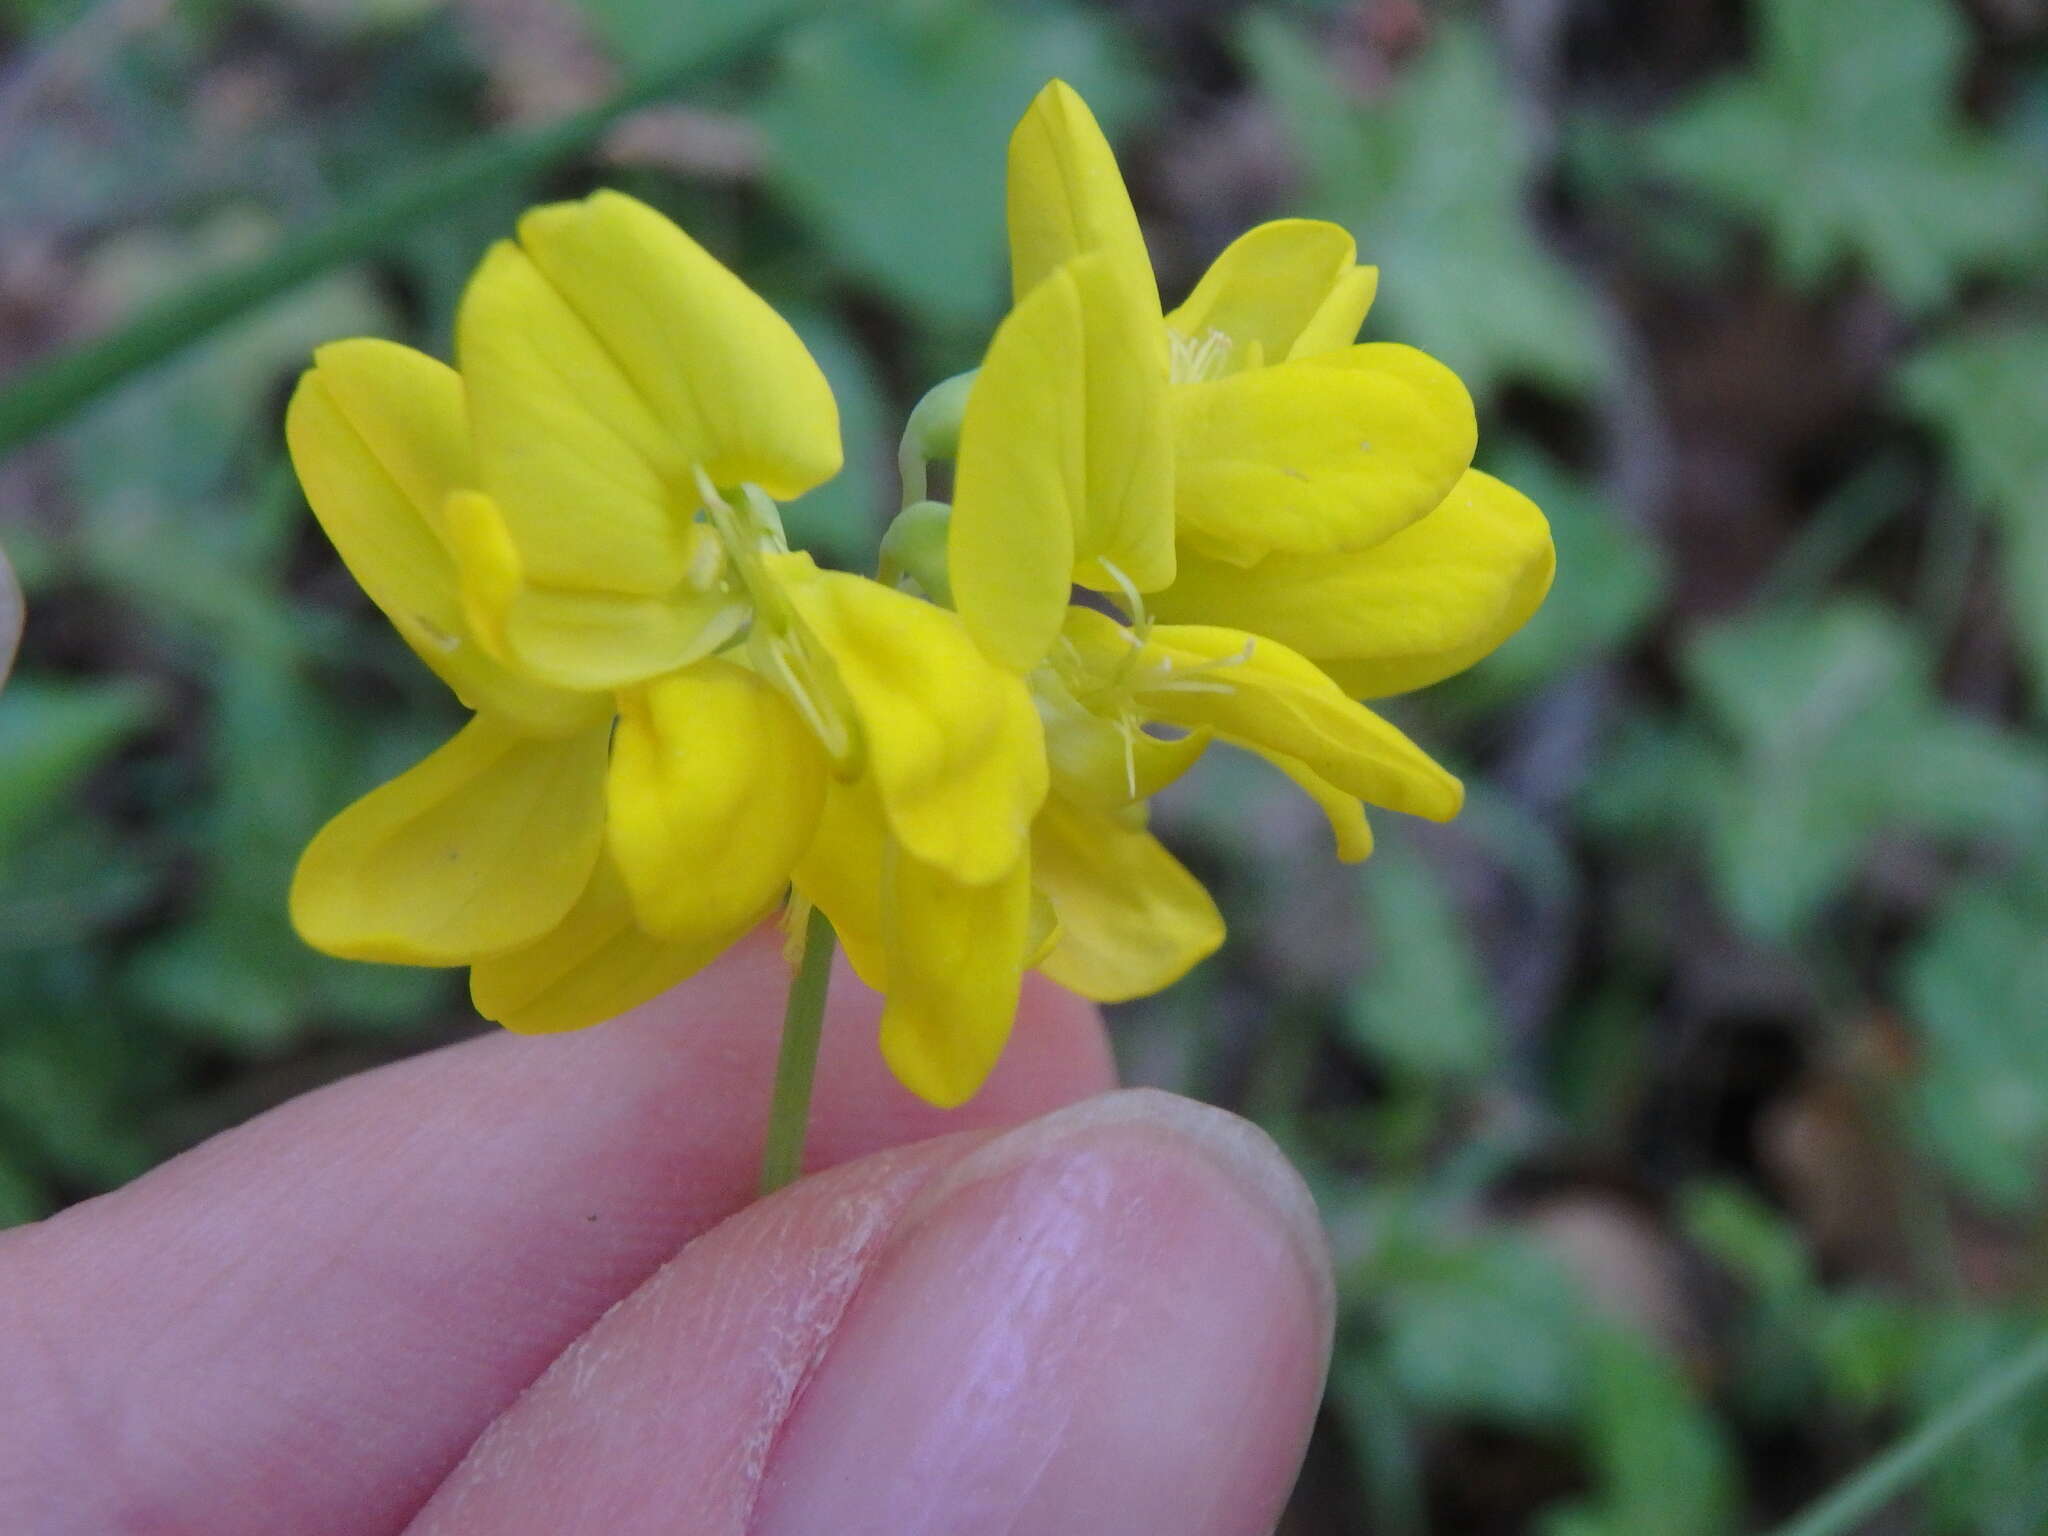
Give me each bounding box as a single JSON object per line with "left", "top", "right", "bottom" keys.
{"left": 0, "top": 932, "right": 1113, "bottom": 1536}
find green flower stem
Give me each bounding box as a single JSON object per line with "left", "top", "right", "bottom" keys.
{"left": 759, "top": 903, "right": 837, "bottom": 1197}
{"left": 0, "top": 16, "right": 798, "bottom": 457}
{"left": 1769, "top": 1331, "right": 2048, "bottom": 1536}
{"left": 894, "top": 369, "right": 976, "bottom": 509}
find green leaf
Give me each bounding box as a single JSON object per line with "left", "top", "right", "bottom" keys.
{"left": 0, "top": 1147, "right": 46, "bottom": 1229}
{"left": 0, "top": 810, "right": 161, "bottom": 955}
{"left": 574, "top": 0, "right": 819, "bottom": 76}
{"left": 1813, "top": 1294, "right": 1919, "bottom": 1416}
{"left": 1904, "top": 853, "right": 2048, "bottom": 1213}
{"left": 0, "top": 675, "right": 159, "bottom": 861}
{"left": 0, "top": 985, "right": 168, "bottom": 1192}
{"left": 1643, "top": 0, "right": 2044, "bottom": 312}
{"left": 1343, "top": 832, "right": 1500, "bottom": 1084}
{"left": 1684, "top": 1181, "right": 1814, "bottom": 1302}
{"left": 1377, "top": 1232, "right": 1586, "bottom": 1424}
{"left": 1543, "top": 1326, "right": 1739, "bottom": 1536}
{"left": 1682, "top": 1181, "right": 1832, "bottom": 1421}
{"left": 1242, "top": 15, "right": 1609, "bottom": 400}
{"left": 1580, "top": 716, "right": 1727, "bottom": 843}
{"left": 1681, "top": 1182, "right": 1918, "bottom": 1422}
{"left": 1327, "top": 1355, "right": 1427, "bottom": 1536}
{"left": 754, "top": 3, "right": 1145, "bottom": 332}
{"left": 1681, "top": 602, "right": 2048, "bottom": 939}
{"left": 1898, "top": 325, "right": 2048, "bottom": 710}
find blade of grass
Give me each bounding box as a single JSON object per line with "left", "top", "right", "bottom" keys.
{"left": 1768, "top": 1331, "right": 2048, "bottom": 1536}
{"left": 0, "top": 17, "right": 791, "bottom": 457}
{"left": 1753, "top": 452, "right": 1916, "bottom": 609}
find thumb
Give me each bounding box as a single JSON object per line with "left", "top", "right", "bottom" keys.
{"left": 406, "top": 1089, "right": 1334, "bottom": 1536}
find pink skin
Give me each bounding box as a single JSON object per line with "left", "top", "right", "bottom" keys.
{"left": 0, "top": 931, "right": 1334, "bottom": 1535}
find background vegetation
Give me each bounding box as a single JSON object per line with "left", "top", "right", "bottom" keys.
{"left": 2, "top": 0, "right": 2046, "bottom": 1529}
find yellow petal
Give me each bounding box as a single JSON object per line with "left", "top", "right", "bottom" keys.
{"left": 878, "top": 845, "right": 1032, "bottom": 1108}
{"left": 769, "top": 553, "right": 1048, "bottom": 885}
{"left": 1157, "top": 470, "right": 1556, "bottom": 698}
{"left": 1264, "top": 751, "right": 1375, "bottom": 862}
{"left": 606, "top": 658, "right": 826, "bottom": 941}
{"left": 790, "top": 776, "right": 891, "bottom": 992}
{"left": 285, "top": 342, "right": 600, "bottom": 736}
{"left": 291, "top": 715, "right": 610, "bottom": 964}
{"left": 1006, "top": 80, "right": 1159, "bottom": 317}
{"left": 471, "top": 851, "right": 733, "bottom": 1034}
{"left": 1290, "top": 266, "right": 1382, "bottom": 360}
{"left": 1165, "top": 219, "right": 1379, "bottom": 369}
{"left": 457, "top": 241, "right": 701, "bottom": 595}
{"left": 952, "top": 254, "right": 1174, "bottom": 670}
{"left": 1032, "top": 794, "right": 1223, "bottom": 1002}
{"left": 1062, "top": 608, "right": 1462, "bottom": 820}
{"left": 443, "top": 490, "right": 745, "bottom": 692}
{"left": 456, "top": 193, "right": 839, "bottom": 595}
{"left": 1172, "top": 343, "right": 1477, "bottom": 564}
{"left": 515, "top": 192, "right": 842, "bottom": 499}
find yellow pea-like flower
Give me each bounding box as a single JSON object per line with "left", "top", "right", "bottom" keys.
{"left": 994, "top": 80, "right": 1478, "bottom": 569}
{"left": 451, "top": 190, "right": 842, "bottom": 692}
{"left": 288, "top": 194, "right": 1052, "bottom": 1109}
{"left": 938, "top": 81, "right": 1555, "bottom": 912}
{"left": 287, "top": 87, "right": 1561, "bottom": 1124}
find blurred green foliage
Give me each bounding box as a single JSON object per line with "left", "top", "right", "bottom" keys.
{"left": 3, "top": 0, "right": 2047, "bottom": 1529}
{"left": 1644, "top": 0, "right": 2044, "bottom": 312}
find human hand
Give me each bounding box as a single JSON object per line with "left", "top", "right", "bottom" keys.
{"left": 0, "top": 935, "right": 1332, "bottom": 1534}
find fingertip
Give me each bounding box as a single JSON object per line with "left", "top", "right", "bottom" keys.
{"left": 754, "top": 1088, "right": 1331, "bottom": 1535}
{"left": 411, "top": 1090, "right": 1331, "bottom": 1536}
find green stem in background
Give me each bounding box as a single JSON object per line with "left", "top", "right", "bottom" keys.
{"left": 1752, "top": 452, "right": 1913, "bottom": 609}
{"left": 0, "top": 15, "right": 798, "bottom": 458}
{"left": 1768, "top": 1331, "right": 2048, "bottom": 1536}
{"left": 759, "top": 903, "right": 837, "bottom": 1197}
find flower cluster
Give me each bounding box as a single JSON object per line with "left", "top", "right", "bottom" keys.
{"left": 288, "top": 81, "right": 1553, "bottom": 1107}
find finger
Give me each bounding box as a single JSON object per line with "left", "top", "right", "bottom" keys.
{"left": 0, "top": 932, "right": 1112, "bottom": 1536}
{"left": 407, "top": 1090, "right": 1333, "bottom": 1536}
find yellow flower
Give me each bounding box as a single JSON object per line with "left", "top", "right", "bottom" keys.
{"left": 446, "top": 189, "right": 842, "bottom": 694}
{"left": 284, "top": 338, "right": 615, "bottom": 969}
{"left": 989, "top": 80, "right": 1557, "bottom": 698}
{"left": 928, "top": 81, "right": 1554, "bottom": 995}
{"left": 286, "top": 90, "right": 1557, "bottom": 1115}
{"left": 975, "top": 79, "right": 1484, "bottom": 579}
{"left": 288, "top": 193, "right": 1048, "bottom": 1107}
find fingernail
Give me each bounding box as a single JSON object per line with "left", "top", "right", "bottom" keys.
{"left": 750, "top": 1088, "right": 1334, "bottom": 1536}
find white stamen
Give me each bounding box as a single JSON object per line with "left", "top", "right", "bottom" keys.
{"left": 1169, "top": 326, "right": 1235, "bottom": 385}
